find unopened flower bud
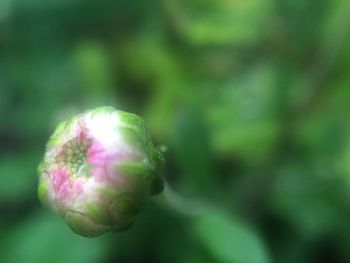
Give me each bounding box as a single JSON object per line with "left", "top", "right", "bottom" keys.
{"left": 38, "top": 106, "right": 164, "bottom": 237}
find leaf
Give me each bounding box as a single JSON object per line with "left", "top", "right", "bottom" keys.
{"left": 205, "top": 62, "right": 281, "bottom": 162}
{"left": 71, "top": 41, "right": 115, "bottom": 107}
{"left": 171, "top": 106, "right": 217, "bottom": 196}
{"left": 192, "top": 210, "right": 270, "bottom": 263}
{"left": 0, "top": 211, "right": 110, "bottom": 263}
{"left": 0, "top": 152, "right": 40, "bottom": 202}
{"left": 165, "top": 0, "right": 272, "bottom": 45}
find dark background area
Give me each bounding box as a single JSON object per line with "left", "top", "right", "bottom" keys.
{"left": 1, "top": 0, "right": 350, "bottom": 262}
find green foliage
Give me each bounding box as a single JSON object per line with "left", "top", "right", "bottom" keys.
{"left": 0, "top": 211, "right": 110, "bottom": 263}
{"left": 1, "top": 0, "right": 350, "bottom": 261}
{"left": 193, "top": 210, "right": 269, "bottom": 263}
{"left": 0, "top": 152, "right": 39, "bottom": 202}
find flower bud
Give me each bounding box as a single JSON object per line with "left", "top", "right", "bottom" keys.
{"left": 38, "top": 106, "right": 164, "bottom": 237}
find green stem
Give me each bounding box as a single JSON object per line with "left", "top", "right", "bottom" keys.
{"left": 154, "top": 182, "right": 211, "bottom": 217}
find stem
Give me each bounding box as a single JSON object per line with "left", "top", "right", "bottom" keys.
{"left": 154, "top": 182, "right": 212, "bottom": 217}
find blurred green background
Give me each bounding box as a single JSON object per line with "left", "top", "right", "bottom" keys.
{"left": 1, "top": 0, "right": 350, "bottom": 262}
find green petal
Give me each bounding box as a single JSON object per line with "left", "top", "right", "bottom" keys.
{"left": 118, "top": 110, "right": 147, "bottom": 132}
{"left": 116, "top": 161, "right": 154, "bottom": 182}
{"left": 118, "top": 126, "right": 147, "bottom": 152}
{"left": 108, "top": 192, "right": 147, "bottom": 230}
{"left": 37, "top": 182, "right": 49, "bottom": 207}
{"left": 64, "top": 210, "right": 110, "bottom": 238}
{"left": 84, "top": 203, "right": 113, "bottom": 226}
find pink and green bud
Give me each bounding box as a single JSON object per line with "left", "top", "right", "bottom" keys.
{"left": 38, "top": 106, "right": 164, "bottom": 237}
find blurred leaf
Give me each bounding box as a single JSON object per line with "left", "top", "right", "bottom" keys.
{"left": 172, "top": 106, "right": 217, "bottom": 196}
{"left": 0, "top": 151, "right": 40, "bottom": 202}
{"left": 71, "top": 41, "right": 115, "bottom": 107}
{"left": 269, "top": 162, "right": 345, "bottom": 238}
{"left": 0, "top": 211, "right": 110, "bottom": 263}
{"left": 165, "top": 0, "right": 272, "bottom": 45}
{"left": 192, "top": 210, "right": 270, "bottom": 263}
{"left": 0, "top": 0, "right": 13, "bottom": 20}
{"left": 121, "top": 33, "right": 193, "bottom": 139}
{"left": 205, "top": 62, "right": 281, "bottom": 162}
